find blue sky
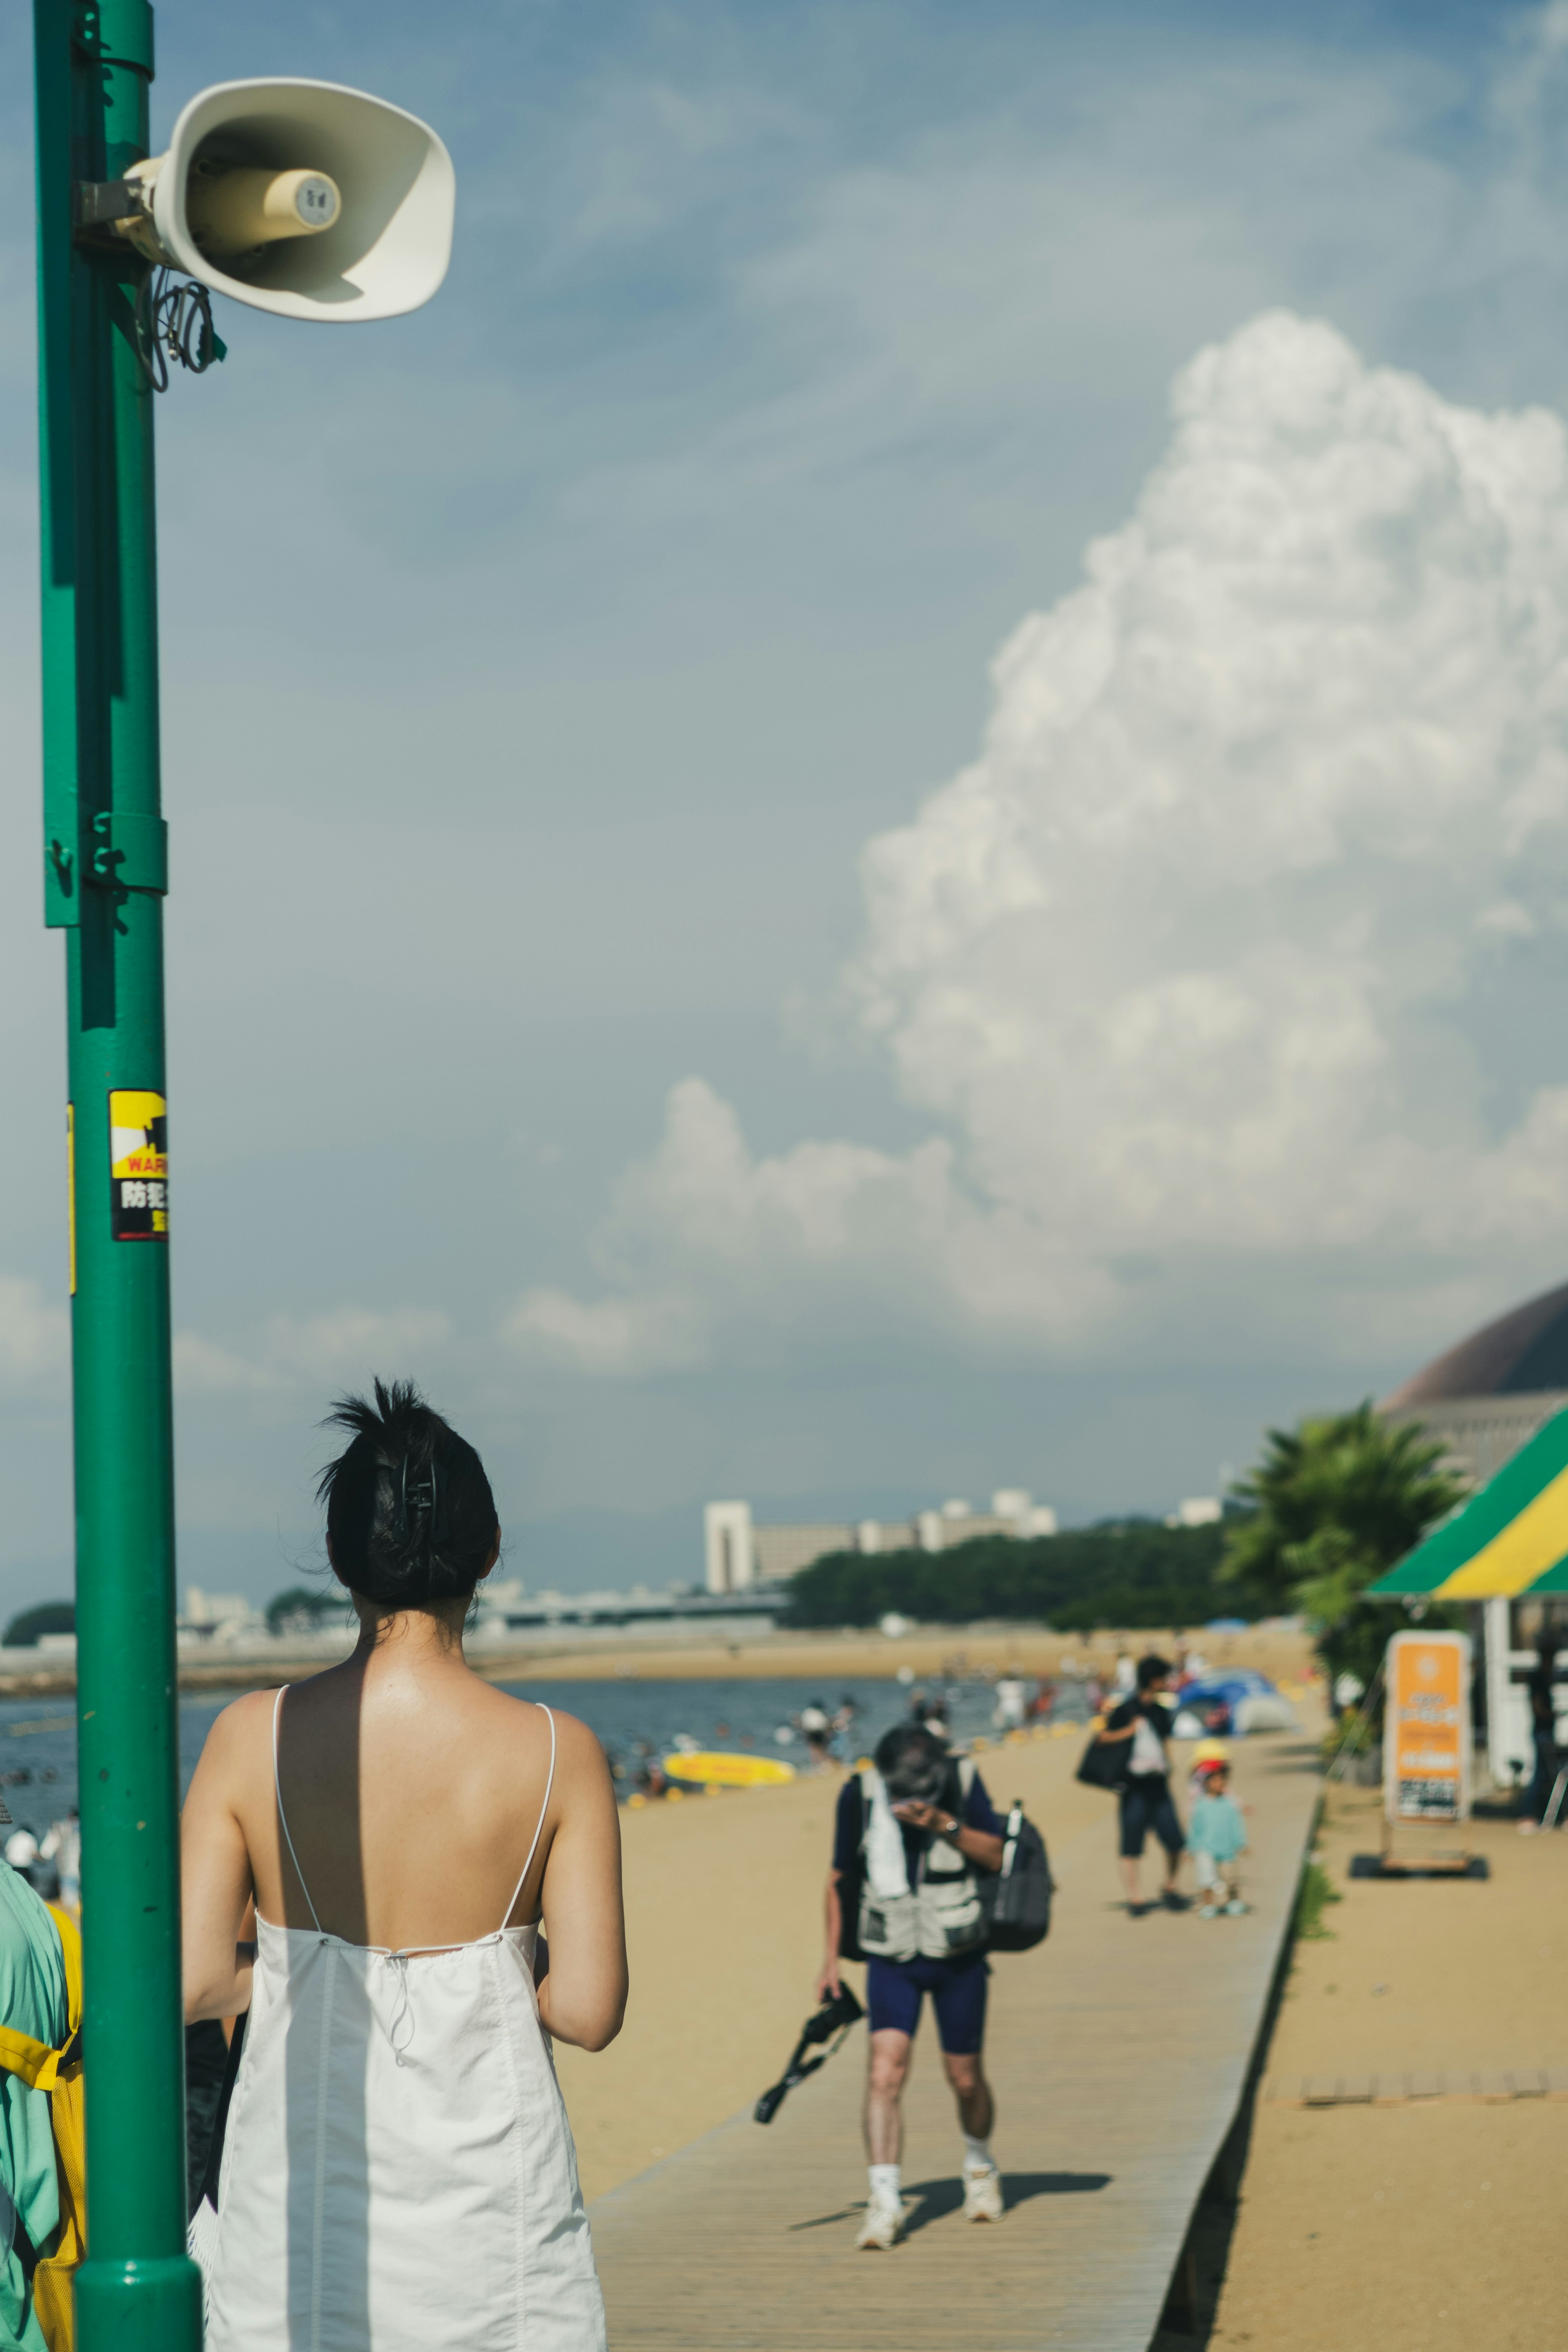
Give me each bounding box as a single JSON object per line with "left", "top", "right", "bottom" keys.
{"left": 4, "top": 0, "right": 1568, "bottom": 1610}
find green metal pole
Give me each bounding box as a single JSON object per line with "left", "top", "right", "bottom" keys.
{"left": 34, "top": 0, "right": 202, "bottom": 2342}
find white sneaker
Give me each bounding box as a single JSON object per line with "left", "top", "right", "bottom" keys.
{"left": 1225, "top": 1899, "right": 1249, "bottom": 1916}
{"left": 1198, "top": 1903, "right": 1220, "bottom": 1919}
{"left": 962, "top": 2164, "right": 1004, "bottom": 2223}
{"left": 855, "top": 2196, "right": 906, "bottom": 2250}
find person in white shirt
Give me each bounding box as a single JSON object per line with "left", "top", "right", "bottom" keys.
{"left": 992, "top": 1678, "right": 1028, "bottom": 1732}
{"left": 3, "top": 1830, "right": 40, "bottom": 1877}
{"left": 1093, "top": 1656, "right": 1187, "bottom": 1917}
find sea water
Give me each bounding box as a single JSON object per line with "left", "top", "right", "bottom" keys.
{"left": 0, "top": 1670, "right": 1084, "bottom": 1835}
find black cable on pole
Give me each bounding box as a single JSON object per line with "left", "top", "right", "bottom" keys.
{"left": 133, "top": 265, "right": 228, "bottom": 392}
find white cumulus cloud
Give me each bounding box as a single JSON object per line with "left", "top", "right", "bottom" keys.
{"left": 507, "top": 310, "right": 1568, "bottom": 1372}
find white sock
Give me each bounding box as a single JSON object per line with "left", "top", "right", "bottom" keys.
{"left": 963, "top": 2134, "right": 993, "bottom": 2172}
{"left": 868, "top": 2163, "right": 901, "bottom": 2207}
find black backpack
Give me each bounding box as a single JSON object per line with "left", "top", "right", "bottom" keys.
{"left": 980, "top": 1800, "right": 1053, "bottom": 1951}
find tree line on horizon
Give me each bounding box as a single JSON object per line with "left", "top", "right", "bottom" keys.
{"left": 782, "top": 1514, "right": 1274, "bottom": 1633}
{"left": 784, "top": 1403, "right": 1467, "bottom": 1689}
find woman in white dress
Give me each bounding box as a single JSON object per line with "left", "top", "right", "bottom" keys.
{"left": 182, "top": 1380, "right": 626, "bottom": 2350}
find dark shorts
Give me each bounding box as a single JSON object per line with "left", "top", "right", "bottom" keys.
{"left": 1119, "top": 1774, "right": 1183, "bottom": 1860}
{"left": 866, "top": 1950, "right": 990, "bottom": 2053}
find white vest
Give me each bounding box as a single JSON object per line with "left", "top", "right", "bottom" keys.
{"left": 856, "top": 1763, "right": 986, "bottom": 1962}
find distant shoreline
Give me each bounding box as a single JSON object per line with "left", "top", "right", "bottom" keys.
{"left": 0, "top": 1620, "right": 1314, "bottom": 1698}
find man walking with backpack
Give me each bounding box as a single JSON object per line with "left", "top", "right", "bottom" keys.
{"left": 816, "top": 1723, "right": 1005, "bottom": 2250}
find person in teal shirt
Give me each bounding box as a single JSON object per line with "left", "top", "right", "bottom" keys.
{"left": 1187, "top": 1763, "right": 1249, "bottom": 1918}
{"left": 0, "top": 1860, "right": 69, "bottom": 2350}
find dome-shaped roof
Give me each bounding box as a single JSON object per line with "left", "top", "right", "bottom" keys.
{"left": 1383, "top": 1279, "right": 1568, "bottom": 1409}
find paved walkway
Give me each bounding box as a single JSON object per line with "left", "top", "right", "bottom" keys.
{"left": 589, "top": 1729, "right": 1320, "bottom": 2352}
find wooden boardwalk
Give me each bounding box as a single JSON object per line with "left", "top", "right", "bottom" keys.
{"left": 589, "top": 1730, "right": 1321, "bottom": 2352}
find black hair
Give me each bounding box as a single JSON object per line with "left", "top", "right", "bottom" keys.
{"left": 873, "top": 1722, "right": 959, "bottom": 1811}
{"left": 316, "top": 1378, "right": 498, "bottom": 1610}
{"left": 1136, "top": 1653, "right": 1173, "bottom": 1690}
{"left": 875, "top": 1721, "right": 947, "bottom": 1775}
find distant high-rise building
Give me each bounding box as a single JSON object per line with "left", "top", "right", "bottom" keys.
{"left": 703, "top": 1502, "right": 755, "bottom": 1594}
{"left": 1165, "top": 1498, "right": 1223, "bottom": 1529}
{"left": 702, "top": 1487, "right": 1058, "bottom": 1585}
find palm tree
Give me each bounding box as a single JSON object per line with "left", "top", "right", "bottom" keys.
{"left": 1222, "top": 1403, "right": 1466, "bottom": 1693}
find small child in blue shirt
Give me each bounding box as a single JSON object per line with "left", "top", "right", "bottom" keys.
{"left": 1187, "top": 1761, "right": 1248, "bottom": 1917}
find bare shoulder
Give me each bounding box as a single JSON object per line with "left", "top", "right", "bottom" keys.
{"left": 185, "top": 1686, "right": 277, "bottom": 1794}
{"left": 468, "top": 1684, "right": 601, "bottom": 1760}
{"left": 544, "top": 1707, "right": 610, "bottom": 1778}
{"left": 487, "top": 1696, "right": 610, "bottom": 1793}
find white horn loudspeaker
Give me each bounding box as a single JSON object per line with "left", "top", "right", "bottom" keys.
{"left": 140, "top": 78, "right": 454, "bottom": 322}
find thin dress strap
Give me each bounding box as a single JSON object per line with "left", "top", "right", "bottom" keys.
{"left": 499, "top": 1705, "right": 557, "bottom": 1932}
{"left": 272, "top": 1685, "right": 323, "bottom": 1933}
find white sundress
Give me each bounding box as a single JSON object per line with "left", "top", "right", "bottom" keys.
{"left": 205, "top": 1691, "right": 607, "bottom": 2352}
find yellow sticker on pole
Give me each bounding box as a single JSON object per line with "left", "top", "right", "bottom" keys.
{"left": 109, "top": 1090, "right": 168, "bottom": 1242}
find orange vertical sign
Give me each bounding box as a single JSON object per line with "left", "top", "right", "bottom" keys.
{"left": 1384, "top": 1631, "right": 1470, "bottom": 1824}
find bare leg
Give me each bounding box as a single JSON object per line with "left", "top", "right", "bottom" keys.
{"left": 1118, "top": 1855, "right": 1143, "bottom": 1906}
{"left": 864, "top": 2029, "right": 912, "bottom": 2167}
{"left": 942, "top": 2049, "right": 993, "bottom": 2142}
{"left": 1161, "top": 1845, "right": 1183, "bottom": 1896}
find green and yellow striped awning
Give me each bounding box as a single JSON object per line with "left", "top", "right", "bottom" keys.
{"left": 1369, "top": 1407, "right": 1568, "bottom": 1600}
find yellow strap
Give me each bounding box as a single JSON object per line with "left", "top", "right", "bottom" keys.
{"left": 0, "top": 1910, "right": 83, "bottom": 2091}
{"left": 0, "top": 2028, "right": 65, "bottom": 2093}
{"left": 44, "top": 1910, "right": 81, "bottom": 2038}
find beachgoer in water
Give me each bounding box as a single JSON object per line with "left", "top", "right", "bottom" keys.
{"left": 39, "top": 1810, "right": 80, "bottom": 1918}
{"left": 799, "top": 1699, "right": 833, "bottom": 1770}
{"left": 182, "top": 1380, "right": 627, "bottom": 2350}
{"left": 3, "top": 1829, "right": 40, "bottom": 1887}
{"left": 991, "top": 1677, "right": 1027, "bottom": 1732}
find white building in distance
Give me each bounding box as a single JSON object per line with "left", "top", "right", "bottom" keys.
{"left": 1165, "top": 1498, "right": 1223, "bottom": 1529}
{"left": 703, "top": 1492, "right": 1059, "bottom": 1594}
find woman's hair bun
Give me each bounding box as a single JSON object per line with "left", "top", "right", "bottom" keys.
{"left": 317, "top": 1377, "right": 497, "bottom": 1609}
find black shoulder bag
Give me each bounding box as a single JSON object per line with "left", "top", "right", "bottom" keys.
{"left": 835, "top": 1775, "right": 867, "bottom": 1962}
{"left": 1076, "top": 1722, "right": 1131, "bottom": 1790}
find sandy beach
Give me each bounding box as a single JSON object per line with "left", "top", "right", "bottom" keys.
{"left": 479, "top": 1623, "right": 1314, "bottom": 1689}
{"left": 0, "top": 1620, "right": 1313, "bottom": 1700}
{"left": 1208, "top": 1779, "right": 1568, "bottom": 2350}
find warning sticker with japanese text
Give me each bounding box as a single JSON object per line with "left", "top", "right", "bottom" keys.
{"left": 109, "top": 1090, "right": 168, "bottom": 1242}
